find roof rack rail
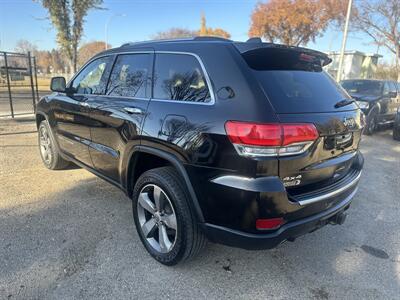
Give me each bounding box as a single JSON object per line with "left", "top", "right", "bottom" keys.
{"left": 120, "top": 36, "right": 231, "bottom": 47}
{"left": 193, "top": 36, "right": 232, "bottom": 42}
{"left": 120, "top": 38, "right": 195, "bottom": 47}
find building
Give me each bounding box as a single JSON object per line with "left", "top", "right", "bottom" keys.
{"left": 324, "top": 51, "right": 382, "bottom": 80}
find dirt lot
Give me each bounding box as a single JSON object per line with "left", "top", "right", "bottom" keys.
{"left": 1, "top": 118, "right": 399, "bottom": 299}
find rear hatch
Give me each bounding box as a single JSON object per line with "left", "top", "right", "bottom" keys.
{"left": 239, "top": 45, "right": 363, "bottom": 194}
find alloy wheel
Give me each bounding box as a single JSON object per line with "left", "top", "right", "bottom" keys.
{"left": 369, "top": 116, "right": 376, "bottom": 133}
{"left": 39, "top": 125, "right": 52, "bottom": 164}
{"left": 137, "top": 184, "right": 178, "bottom": 253}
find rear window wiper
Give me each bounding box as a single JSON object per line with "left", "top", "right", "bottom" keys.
{"left": 334, "top": 99, "right": 355, "bottom": 108}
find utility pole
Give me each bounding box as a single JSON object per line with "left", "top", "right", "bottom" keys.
{"left": 336, "top": 0, "right": 353, "bottom": 82}
{"left": 105, "top": 14, "right": 126, "bottom": 50}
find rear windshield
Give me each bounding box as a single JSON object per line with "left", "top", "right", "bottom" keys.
{"left": 341, "top": 80, "right": 383, "bottom": 96}
{"left": 242, "top": 48, "right": 355, "bottom": 113}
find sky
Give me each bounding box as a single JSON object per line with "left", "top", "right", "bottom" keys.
{"left": 0, "top": 0, "right": 394, "bottom": 63}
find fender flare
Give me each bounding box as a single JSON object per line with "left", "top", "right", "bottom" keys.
{"left": 35, "top": 111, "right": 48, "bottom": 127}
{"left": 125, "top": 145, "right": 205, "bottom": 223}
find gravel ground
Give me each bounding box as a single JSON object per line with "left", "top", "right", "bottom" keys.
{"left": 0, "top": 118, "right": 399, "bottom": 299}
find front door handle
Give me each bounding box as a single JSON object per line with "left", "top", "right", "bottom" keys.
{"left": 123, "top": 107, "right": 143, "bottom": 114}
{"left": 80, "top": 102, "right": 90, "bottom": 107}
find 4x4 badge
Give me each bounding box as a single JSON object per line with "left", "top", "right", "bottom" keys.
{"left": 283, "top": 175, "right": 302, "bottom": 187}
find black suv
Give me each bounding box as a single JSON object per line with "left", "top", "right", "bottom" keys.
{"left": 341, "top": 79, "right": 400, "bottom": 135}
{"left": 393, "top": 106, "right": 400, "bottom": 140}
{"left": 36, "top": 37, "right": 364, "bottom": 265}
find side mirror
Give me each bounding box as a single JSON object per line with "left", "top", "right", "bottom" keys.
{"left": 50, "top": 76, "right": 66, "bottom": 92}
{"left": 388, "top": 91, "right": 397, "bottom": 98}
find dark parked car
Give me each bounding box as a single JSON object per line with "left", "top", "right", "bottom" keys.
{"left": 393, "top": 107, "right": 400, "bottom": 140}
{"left": 36, "top": 37, "right": 364, "bottom": 265}
{"left": 340, "top": 79, "right": 400, "bottom": 135}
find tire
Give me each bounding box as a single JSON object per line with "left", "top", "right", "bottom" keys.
{"left": 364, "top": 110, "right": 378, "bottom": 135}
{"left": 132, "top": 166, "right": 206, "bottom": 265}
{"left": 38, "top": 120, "right": 70, "bottom": 170}
{"left": 393, "top": 126, "right": 400, "bottom": 141}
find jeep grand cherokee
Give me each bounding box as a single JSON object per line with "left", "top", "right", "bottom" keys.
{"left": 36, "top": 37, "right": 364, "bottom": 265}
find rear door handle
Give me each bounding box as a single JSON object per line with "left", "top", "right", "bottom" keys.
{"left": 123, "top": 107, "right": 144, "bottom": 114}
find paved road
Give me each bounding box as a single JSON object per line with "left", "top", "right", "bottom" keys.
{"left": 0, "top": 91, "right": 48, "bottom": 117}
{"left": 0, "top": 119, "right": 399, "bottom": 299}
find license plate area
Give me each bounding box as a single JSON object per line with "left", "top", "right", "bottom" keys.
{"left": 324, "top": 133, "right": 353, "bottom": 150}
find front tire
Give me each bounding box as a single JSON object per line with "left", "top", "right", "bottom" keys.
{"left": 132, "top": 167, "right": 206, "bottom": 265}
{"left": 393, "top": 126, "right": 400, "bottom": 141}
{"left": 364, "top": 110, "right": 378, "bottom": 135}
{"left": 38, "top": 120, "right": 70, "bottom": 170}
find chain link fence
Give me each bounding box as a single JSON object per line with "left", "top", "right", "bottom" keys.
{"left": 0, "top": 51, "right": 44, "bottom": 118}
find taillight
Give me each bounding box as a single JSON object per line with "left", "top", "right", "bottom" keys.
{"left": 281, "top": 124, "right": 319, "bottom": 145}
{"left": 225, "top": 122, "right": 281, "bottom": 146}
{"left": 225, "top": 121, "right": 318, "bottom": 157}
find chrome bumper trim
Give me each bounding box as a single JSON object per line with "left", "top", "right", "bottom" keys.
{"left": 297, "top": 171, "right": 362, "bottom": 206}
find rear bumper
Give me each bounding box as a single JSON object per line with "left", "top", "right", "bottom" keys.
{"left": 201, "top": 187, "right": 356, "bottom": 250}
{"left": 188, "top": 150, "right": 363, "bottom": 247}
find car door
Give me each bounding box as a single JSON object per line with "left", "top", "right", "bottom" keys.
{"left": 141, "top": 52, "right": 217, "bottom": 164}
{"left": 380, "top": 81, "right": 392, "bottom": 117}
{"left": 396, "top": 82, "right": 400, "bottom": 112}
{"left": 86, "top": 51, "right": 153, "bottom": 182}
{"left": 388, "top": 81, "right": 399, "bottom": 116}
{"left": 52, "top": 56, "right": 112, "bottom": 167}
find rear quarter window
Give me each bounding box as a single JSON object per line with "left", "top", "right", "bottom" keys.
{"left": 153, "top": 53, "right": 211, "bottom": 103}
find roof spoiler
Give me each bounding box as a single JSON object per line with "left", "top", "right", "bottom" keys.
{"left": 235, "top": 40, "right": 332, "bottom": 67}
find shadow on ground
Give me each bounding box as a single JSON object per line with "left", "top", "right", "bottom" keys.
{"left": 0, "top": 123, "right": 399, "bottom": 299}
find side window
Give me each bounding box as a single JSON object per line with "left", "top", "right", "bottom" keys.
{"left": 107, "top": 54, "right": 151, "bottom": 98}
{"left": 383, "top": 82, "right": 390, "bottom": 95}
{"left": 389, "top": 81, "right": 397, "bottom": 93}
{"left": 153, "top": 53, "right": 211, "bottom": 103}
{"left": 71, "top": 57, "right": 110, "bottom": 95}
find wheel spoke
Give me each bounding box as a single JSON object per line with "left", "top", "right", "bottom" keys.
{"left": 162, "top": 213, "right": 177, "bottom": 230}
{"left": 153, "top": 185, "right": 164, "bottom": 211}
{"left": 158, "top": 224, "right": 172, "bottom": 253}
{"left": 138, "top": 192, "right": 156, "bottom": 214}
{"left": 47, "top": 148, "right": 52, "bottom": 161}
{"left": 142, "top": 218, "right": 157, "bottom": 237}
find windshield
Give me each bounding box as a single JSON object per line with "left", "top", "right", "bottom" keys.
{"left": 253, "top": 70, "right": 352, "bottom": 113}
{"left": 341, "top": 80, "right": 383, "bottom": 96}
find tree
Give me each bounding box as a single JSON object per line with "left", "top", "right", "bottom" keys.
{"left": 78, "top": 41, "right": 110, "bottom": 66}
{"left": 50, "top": 49, "right": 66, "bottom": 73}
{"left": 249, "top": 0, "right": 347, "bottom": 46}
{"left": 353, "top": 0, "right": 400, "bottom": 81}
{"left": 152, "top": 14, "right": 231, "bottom": 40}
{"left": 374, "top": 62, "right": 399, "bottom": 81}
{"left": 14, "top": 39, "right": 38, "bottom": 54}
{"left": 14, "top": 39, "right": 67, "bottom": 74}
{"left": 35, "top": 50, "right": 52, "bottom": 73}
{"left": 37, "top": 0, "right": 103, "bottom": 73}
{"left": 199, "top": 13, "right": 231, "bottom": 39}
{"left": 152, "top": 28, "right": 197, "bottom": 40}
{"left": 32, "top": 49, "right": 66, "bottom": 74}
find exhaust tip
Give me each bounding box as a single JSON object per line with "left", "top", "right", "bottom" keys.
{"left": 329, "top": 212, "right": 347, "bottom": 225}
